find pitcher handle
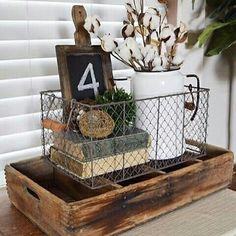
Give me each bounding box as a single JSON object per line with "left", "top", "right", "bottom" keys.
{"left": 185, "top": 74, "right": 200, "bottom": 122}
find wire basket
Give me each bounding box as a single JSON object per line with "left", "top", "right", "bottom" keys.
{"left": 41, "top": 86, "right": 209, "bottom": 189}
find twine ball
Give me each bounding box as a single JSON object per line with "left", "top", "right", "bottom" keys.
{"left": 79, "top": 110, "right": 115, "bottom": 139}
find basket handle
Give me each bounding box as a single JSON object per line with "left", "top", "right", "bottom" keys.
{"left": 185, "top": 74, "right": 200, "bottom": 122}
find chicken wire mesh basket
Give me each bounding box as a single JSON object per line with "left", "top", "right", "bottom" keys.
{"left": 41, "top": 86, "right": 209, "bottom": 189}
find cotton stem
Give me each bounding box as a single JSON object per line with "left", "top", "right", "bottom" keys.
{"left": 112, "top": 52, "right": 133, "bottom": 69}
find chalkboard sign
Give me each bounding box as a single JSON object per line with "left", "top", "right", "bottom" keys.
{"left": 56, "top": 45, "right": 114, "bottom": 101}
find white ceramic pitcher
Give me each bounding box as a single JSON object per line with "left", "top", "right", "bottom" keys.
{"left": 132, "top": 70, "right": 199, "bottom": 160}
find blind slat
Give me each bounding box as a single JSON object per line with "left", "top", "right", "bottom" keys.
{"left": 0, "top": 57, "right": 128, "bottom": 80}
{"left": 0, "top": 96, "right": 39, "bottom": 117}
{"left": 0, "top": 130, "right": 41, "bottom": 154}
{"left": 0, "top": 39, "right": 74, "bottom": 60}
{"left": 0, "top": 78, "right": 32, "bottom": 99}
{"left": 0, "top": 21, "right": 122, "bottom": 40}
{"left": 0, "top": 21, "right": 28, "bottom": 40}
{"left": 0, "top": 113, "right": 40, "bottom": 136}
{"left": 0, "top": 76, "right": 59, "bottom": 99}
{"left": 0, "top": 38, "right": 125, "bottom": 60}
{"left": 0, "top": 41, "right": 29, "bottom": 60}
{"left": 0, "top": 146, "right": 42, "bottom": 170}
{"left": 12, "top": 0, "right": 126, "bottom": 5}
{"left": 0, "top": 1, "right": 27, "bottom": 20}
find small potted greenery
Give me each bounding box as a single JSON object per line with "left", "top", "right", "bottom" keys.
{"left": 96, "top": 87, "right": 136, "bottom": 134}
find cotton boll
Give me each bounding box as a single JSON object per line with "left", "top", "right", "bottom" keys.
{"left": 133, "top": 13, "right": 139, "bottom": 22}
{"left": 143, "top": 13, "right": 152, "bottom": 28}
{"left": 179, "top": 21, "right": 187, "bottom": 33}
{"left": 125, "top": 37, "right": 142, "bottom": 60}
{"left": 152, "top": 55, "right": 163, "bottom": 71}
{"left": 122, "top": 24, "right": 135, "bottom": 38}
{"left": 141, "top": 45, "right": 152, "bottom": 58}
{"left": 160, "top": 24, "right": 175, "bottom": 39}
{"left": 172, "top": 54, "right": 183, "bottom": 66}
{"left": 125, "top": 37, "right": 137, "bottom": 49}
{"left": 129, "top": 0, "right": 141, "bottom": 13}
{"left": 150, "top": 15, "right": 159, "bottom": 30}
{"left": 155, "top": 2, "right": 167, "bottom": 18}
{"left": 119, "top": 45, "right": 132, "bottom": 62}
{"left": 120, "top": 49, "right": 131, "bottom": 63}
{"left": 125, "top": 0, "right": 141, "bottom": 14}
{"left": 144, "top": 47, "right": 157, "bottom": 65}
{"left": 161, "top": 55, "right": 168, "bottom": 69}
{"left": 146, "top": 49, "right": 156, "bottom": 62}
{"left": 125, "top": 3, "right": 134, "bottom": 13}
{"left": 165, "top": 34, "right": 176, "bottom": 47}
{"left": 152, "top": 55, "right": 162, "bottom": 67}
{"left": 101, "top": 34, "right": 118, "bottom": 52}
{"left": 84, "top": 16, "right": 100, "bottom": 34}
{"left": 141, "top": 45, "right": 157, "bottom": 65}
{"left": 84, "top": 16, "right": 93, "bottom": 32}
{"left": 146, "top": 7, "right": 159, "bottom": 15}
{"left": 160, "top": 24, "right": 176, "bottom": 47}
{"left": 92, "top": 16, "right": 101, "bottom": 34}
{"left": 132, "top": 47, "right": 142, "bottom": 60}
{"left": 172, "top": 55, "right": 183, "bottom": 66}
{"left": 143, "top": 13, "right": 159, "bottom": 31}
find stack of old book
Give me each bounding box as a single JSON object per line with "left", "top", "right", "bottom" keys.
{"left": 49, "top": 128, "right": 150, "bottom": 178}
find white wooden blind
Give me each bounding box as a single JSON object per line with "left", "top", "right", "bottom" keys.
{"left": 0, "top": 0, "right": 133, "bottom": 182}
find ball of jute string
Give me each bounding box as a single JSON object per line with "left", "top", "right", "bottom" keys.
{"left": 79, "top": 110, "right": 115, "bottom": 139}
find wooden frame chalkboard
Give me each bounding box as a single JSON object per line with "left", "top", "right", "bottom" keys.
{"left": 56, "top": 45, "right": 114, "bottom": 101}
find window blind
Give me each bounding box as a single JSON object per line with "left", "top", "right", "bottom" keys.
{"left": 0, "top": 0, "right": 133, "bottom": 185}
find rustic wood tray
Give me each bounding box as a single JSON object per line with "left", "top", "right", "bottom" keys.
{"left": 5, "top": 145, "right": 234, "bottom": 236}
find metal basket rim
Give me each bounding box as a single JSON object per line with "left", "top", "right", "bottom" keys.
{"left": 40, "top": 86, "right": 210, "bottom": 108}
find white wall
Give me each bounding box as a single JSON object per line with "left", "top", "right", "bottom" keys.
{"left": 178, "top": 0, "right": 205, "bottom": 77}
{"left": 179, "top": 0, "right": 236, "bottom": 153}
{"left": 202, "top": 51, "right": 236, "bottom": 153}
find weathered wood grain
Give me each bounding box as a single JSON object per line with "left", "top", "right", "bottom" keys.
{"left": 72, "top": 5, "right": 91, "bottom": 47}
{"left": 5, "top": 145, "right": 234, "bottom": 236}
{"left": 229, "top": 164, "right": 236, "bottom": 191}
{"left": 65, "top": 151, "right": 233, "bottom": 235}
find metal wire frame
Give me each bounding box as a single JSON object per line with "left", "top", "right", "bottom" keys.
{"left": 40, "top": 86, "right": 209, "bottom": 189}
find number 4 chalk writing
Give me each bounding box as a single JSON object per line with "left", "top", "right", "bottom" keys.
{"left": 77, "top": 63, "right": 99, "bottom": 96}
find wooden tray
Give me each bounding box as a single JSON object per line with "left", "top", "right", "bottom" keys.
{"left": 5, "top": 145, "right": 234, "bottom": 236}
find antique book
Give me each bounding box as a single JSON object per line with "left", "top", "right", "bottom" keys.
{"left": 50, "top": 146, "right": 149, "bottom": 178}
{"left": 53, "top": 128, "right": 150, "bottom": 161}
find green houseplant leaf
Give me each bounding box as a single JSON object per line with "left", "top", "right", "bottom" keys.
{"left": 193, "top": 0, "right": 236, "bottom": 56}
{"left": 205, "top": 21, "right": 236, "bottom": 56}
{"left": 198, "top": 21, "right": 234, "bottom": 47}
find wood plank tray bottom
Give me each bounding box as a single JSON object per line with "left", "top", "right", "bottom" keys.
{"left": 5, "top": 145, "right": 234, "bottom": 236}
